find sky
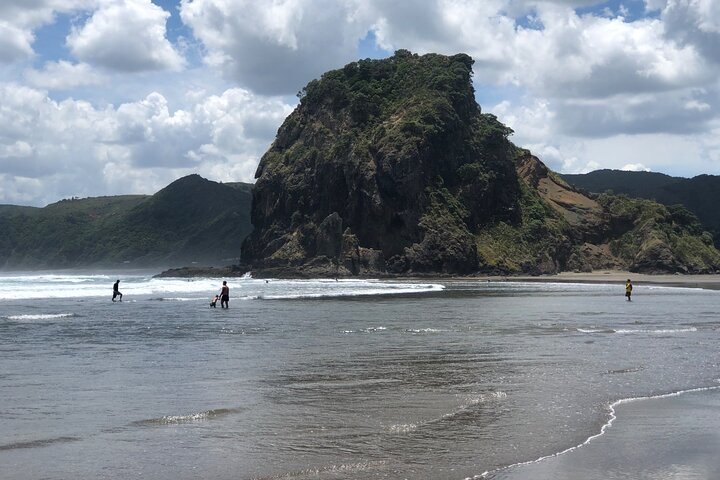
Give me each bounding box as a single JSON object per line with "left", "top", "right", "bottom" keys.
{"left": 0, "top": 0, "right": 719, "bottom": 206}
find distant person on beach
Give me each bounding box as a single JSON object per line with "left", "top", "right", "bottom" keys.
{"left": 112, "top": 280, "right": 123, "bottom": 302}
{"left": 625, "top": 279, "right": 633, "bottom": 301}
{"left": 220, "top": 281, "right": 229, "bottom": 308}
{"left": 210, "top": 295, "right": 219, "bottom": 308}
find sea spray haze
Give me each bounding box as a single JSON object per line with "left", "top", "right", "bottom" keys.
{"left": 241, "top": 51, "right": 720, "bottom": 277}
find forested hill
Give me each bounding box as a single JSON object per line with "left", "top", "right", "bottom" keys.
{"left": 0, "top": 175, "right": 254, "bottom": 269}
{"left": 561, "top": 170, "right": 720, "bottom": 246}
{"left": 240, "top": 50, "right": 720, "bottom": 276}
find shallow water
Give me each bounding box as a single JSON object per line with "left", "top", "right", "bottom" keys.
{"left": 1, "top": 273, "right": 719, "bottom": 479}
{"left": 486, "top": 387, "right": 720, "bottom": 480}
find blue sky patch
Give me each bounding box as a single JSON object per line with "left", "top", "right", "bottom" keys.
{"left": 575, "top": 0, "right": 650, "bottom": 21}
{"left": 357, "top": 30, "right": 392, "bottom": 60}
{"left": 31, "top": 12, "right": 77, "bottom": 67}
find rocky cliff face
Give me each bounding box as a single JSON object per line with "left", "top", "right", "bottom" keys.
{"left": 241, "top": 51, "right": 720, "bottom": 276}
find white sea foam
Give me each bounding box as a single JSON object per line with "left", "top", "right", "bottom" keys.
{"left": 405, "top": 327, "right": 444, "bottom": 333}
{"left": 149, "top": 297, "right": 202, "bottom": 302}
{"left": 615, "top": 327, "right": 697, "bottom": 334}
{"left": 471, "top": 384, "right": 720, "bottom": 479}
{"left": 260, "top": 283, "right": 444, "bottom": 300}
{"left": 0, "top": 274, "right": 222, "bottom": 300}
{"left": 6, "top": 313, "right": 76, "bottom": 321}
{"left": 388, "top": 423, "right": 418, "bottom": 434}
{"left": 442, "top": 392, "right": 507, "bottom": 420}
{"left": 0, "top": 273, "right": 444, "bottom": 301}
{"left": 252, "top": 460, "right": 387, "bottom": 479}
{"left": 362, "top": 326, "right": 387, "bottom": 333}
{"left": 343, "top": 326, "right": 388, "bottom": 334}
{"left": 387, "top": 391, "right": 507, "bottom": 436}
{"left": 134, "top": 408, "right": 242, "bottom": 425}
{"left": 577, "top": 328, "right": 612, "bottom": 333}
{"left": 577, "top": 327, "right": 697, "bottom": 334}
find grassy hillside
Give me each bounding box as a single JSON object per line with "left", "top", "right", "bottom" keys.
{"left": 562, "top": 170, "right": 720, "bottom": 246}
{"left": 561, "top": 170, "right": 677, "bottom": 198}
{"left": 0, "top": 175, "right": 254, "bottom": 269}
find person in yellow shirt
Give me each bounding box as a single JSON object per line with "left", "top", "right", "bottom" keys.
{"left": 625, "top": 279, "right": 632, "bottom": 301}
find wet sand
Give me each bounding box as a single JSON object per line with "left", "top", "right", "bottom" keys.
{"left": 474, "top": 270, "right": 720, "bottom": 480}
{"left": 484, "top": 270, "right": 720, "bottom": 290}
{"left": 484, "top": 387, "right": 720, "bottom": 480}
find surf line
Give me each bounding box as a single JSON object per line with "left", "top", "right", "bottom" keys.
{"left": 469, "top": 382, "right": 720, "bottom": 480}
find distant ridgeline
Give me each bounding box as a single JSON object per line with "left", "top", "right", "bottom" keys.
{"left": 241, "top": 50, "right": 720, "bottom": 276}
{"left": 561, "top": 170, "right": 720, "bottom": 249}
{"left": 0, "top": 175, "right": 253, "bottom": 269}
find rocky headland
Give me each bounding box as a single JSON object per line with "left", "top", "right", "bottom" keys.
{"left": 154, "top": 51, "right": 718, "bottom": 279}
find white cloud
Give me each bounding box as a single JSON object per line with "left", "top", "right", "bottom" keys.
{"left": 0, "top": 0, "right": 98, "bottom": 63}
{"left": 0, "top": 140, "right": 33, "bottom": 159}
{"left": 491, "top": 98, "right": 554, "bottom": 143}
{"left": 67, "top": 0, "right": 185, "bottom": 72}
{"left": 2, "top": 0, "right": 720, "bottom": 205}
{"left": 177, "top": 0, "right": 719, "bottom": 142}
{"left": 24, "top": 60, "right": 107, "bottom": 89}
{"left": 0, "top": 82, "right": 294, "bottom": 205}
{"left": 0, "top": 21, "right": 35, "bottom": 62}
{"left": 0, "top": 174, "right": 44, "bottom": 205}
{"left": 565, "top": 133, "right": 714, "bottom": 176}
{"left": 621, "top": 163, "right": 650, "bottom": 171}
{"left": 661, "top": 0, "right": 720, "bottom": 63}
{"left": 180, "top": 0, "right": 370, "bottom": 94}
{"left": 378, "top": 1, "right": 720, "bottom": 157}
{"left": 489, "top": 91, "right": 720, "bottom": 177}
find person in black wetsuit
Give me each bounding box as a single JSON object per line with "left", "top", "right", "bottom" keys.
{"left": 220, "top": 280, "right": 229, "bottom": 308}
{"left": 112, "top": 280, "right": 123, "bottom": 302}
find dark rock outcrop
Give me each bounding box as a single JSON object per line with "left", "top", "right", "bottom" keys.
{"left": 241, "top": 51, "right": 720, "bottom": 276}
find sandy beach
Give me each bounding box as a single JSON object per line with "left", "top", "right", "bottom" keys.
{"left": 486, "top": 387, "right": 720, "bottom": 480}
{"left": 489, "top": 270, "right": 720, "bottom": 290}
{"left": 475, "top": 270, "right": 720, "bottom": 480}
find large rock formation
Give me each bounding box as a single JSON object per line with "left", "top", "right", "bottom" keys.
{"left": 241, "top": 51, "right": 720, "bottom": 276}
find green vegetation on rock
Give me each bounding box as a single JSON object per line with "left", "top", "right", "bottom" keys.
{"left": 476, "top": 181, "right": 569, "bottom": 274}
{"left": 0, "top": 175, "right": 253, "bottom": 269}
{"left": 243, "top": 51, "right": 720, "bottom": 276}
{"left": 562, "top": 170, "right": 720, "bottom": 249}
{"left": 597, "top": 194, "right": 720, "bottom": 273}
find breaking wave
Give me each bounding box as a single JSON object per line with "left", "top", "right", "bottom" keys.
{"left": 4, "top": 313, "right": 78, "bottom": 321}
{"left": 577, "top": 327, "right": 697, "bottom": 334}
{"left": 133, "top": 408, "right": 243, "bottom": 426}
{"left": 343, "top": 326, "right": 387, "bottom": 334}
{"left": 0, "top": 273, "right": 444, "bottom": 301}
{"left": 387, "top": 391, "right": 508, "bottom": 435}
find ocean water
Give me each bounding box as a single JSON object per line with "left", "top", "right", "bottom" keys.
{"left": 1, "top": 272, "right": 719, "bottom": 479}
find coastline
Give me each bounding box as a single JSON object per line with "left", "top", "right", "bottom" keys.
{"left": 152, "top": 266, "right": 720, "bottom": 290}
{"left": 499, "top": 270, "right": 720, "bottom": 290}
{"left": 482, "top": 386, "right": 720, "bottom": 480}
